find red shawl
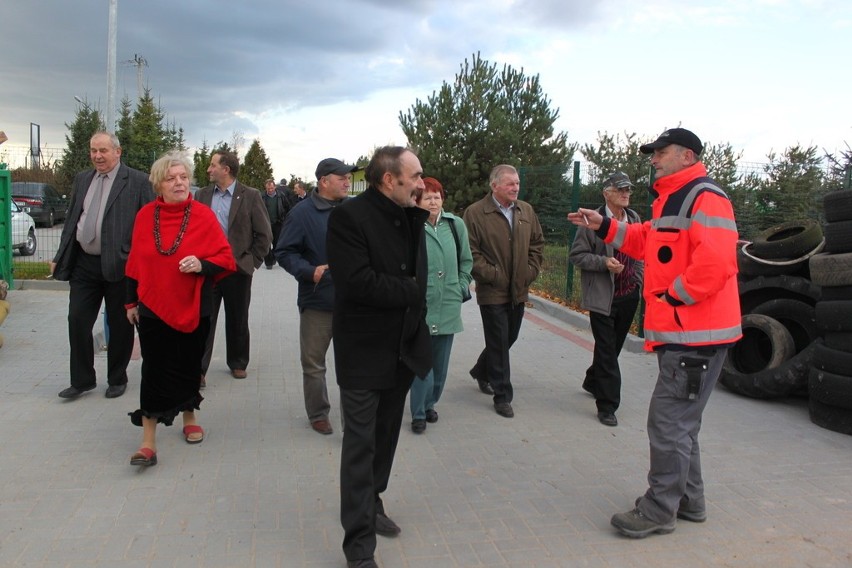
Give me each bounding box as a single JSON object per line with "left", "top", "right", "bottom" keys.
{"left": 126, "top": 195, "right": 235, "bottom": 332}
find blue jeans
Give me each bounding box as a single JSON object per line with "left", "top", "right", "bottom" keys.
{"left": 409, "top": 334, "right": 454, "bottom": 421}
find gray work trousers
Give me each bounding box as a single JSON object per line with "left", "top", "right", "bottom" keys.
{"left": 637, "top": 347, "right": 727, "bottom": 523}
{"left": 300, "top": 308, "right": 333, "bottom": 423}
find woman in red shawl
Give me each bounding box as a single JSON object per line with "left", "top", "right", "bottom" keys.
{"left": 125, "top": 151, "right": 235, "bottom": 467}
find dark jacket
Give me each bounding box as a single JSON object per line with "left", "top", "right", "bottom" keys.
{"left": 569, "top": 205, "right": 644, "bottom": 315}
{"left": 196, "top": 181, "right": 272, "bottom": 275}
{"left": 462, "top": 193, "right": 544, "bottom": 305}
{"left": 327, "top": 186, "right": 432, "bottom": 389}
{"left": 275, "top": 189, "right": 344, "bottom": 312}
{"left": 53, "top": 163, "right": 154, "bottom": 282}
{"left": 262, "top": 189, "right": 290, "bottom": 226}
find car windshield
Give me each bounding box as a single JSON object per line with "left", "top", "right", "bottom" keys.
{"left": 11, "top": 201, "right": 21, "bottom": 212}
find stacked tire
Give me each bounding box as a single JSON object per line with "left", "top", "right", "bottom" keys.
{"left": 808, "top": 189, "right": 852, "bottom": 435}
{"left": 720, "top": 220, "right": 823, "bottom": 399}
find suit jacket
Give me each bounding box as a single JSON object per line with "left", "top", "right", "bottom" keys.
{"left": 196, "top": 181, "right": 272, "bottom": 275}
{"left": 327, "top": 186, "right": 432, "bottom": 389}
{"left": 53, "top": 163, "right": 154, "bottom": 282}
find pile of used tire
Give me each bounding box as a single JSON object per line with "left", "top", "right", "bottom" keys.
{"left": 721, "top": 218, "right": 823, "bottom": 400}
{"left": 808, "top": 189, "right": 852, "bottom": 435}
{"left": 719, "top": 190, "right": 852, "bottom": 436}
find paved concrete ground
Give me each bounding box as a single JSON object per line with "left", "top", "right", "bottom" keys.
{"left": 2, "top": 269, "right": 851, "bottom": 568}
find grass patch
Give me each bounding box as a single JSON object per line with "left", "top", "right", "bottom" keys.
{"left": 12, "top": 260, "right": 52, "bottom": 280}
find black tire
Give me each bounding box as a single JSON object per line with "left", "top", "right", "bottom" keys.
{"left": 737, "top": 245, "right": 807, "bottom": 277}
{"left": 819, "top": 285, "right": 852, "bottom": 301}
{"left": 750, "top": 219, "right": 824, "bottom": 260}
{"left": 823, "top": 189, "right": 852, "bottom": 223}
{"left": 815, "top": 300, "right": 852, "bottom": 332}
{"left": 19, "top": 229, "right": 37, "bottom": 256}
{"left": 750, "top": 298, "right": 817, "bottom": 354}
{"left": 720, "top": 335, "right": 815, "bottom": 399}
{"left": 813, "top": 341, "right": 852, "bottom": 375}
{"left": 738, "top": 274, "right": 821, "bottom": 314}
{"left": 809, "top": 398, "right": 852, "bottom": 436}
{"left": 808, "top": 367, "right": 852, "bottom": 409}
{"left": 824, "top": 220, "right": 852, "bottom": 254}
{"left": 719, "top": 314, "right": 798, "bottom": 398}
{"left": 824, "top": 332, "right": 852, "bottom": 352}
{"left": 809, "top": 252, "right": 852, "bottom": 287}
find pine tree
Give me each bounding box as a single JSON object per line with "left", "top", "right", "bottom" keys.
{"left": 57, "top": 99, "right": 104, "bottom": 193}
{"left": 125, "top": 88, "right": 167, "bottom": 172}
{"left": 193, "top": 140, "right": 211, "bottom": 188}
{"left": 400, "top": 52, "right": 576, "bottom": 212}
{"left": 240, "top": 139, "right": 274, "bottom": 190}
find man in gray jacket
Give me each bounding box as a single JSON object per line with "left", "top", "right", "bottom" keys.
{"left": 568, "top": 172, "right": 644, "bottom": 427}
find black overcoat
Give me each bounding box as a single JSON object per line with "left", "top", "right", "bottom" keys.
{"left": 327, "top": 186, "right": 432, "bottom": 389}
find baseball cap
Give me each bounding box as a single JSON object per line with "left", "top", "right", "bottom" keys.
{"left": 315, "top": 158, "right": 360, "bottom": 179}
{"left": 603, "top": 172, "right": 634, "bottom": 189}
{"left": 639, "top": 128, "right": 703, "bottom": 156}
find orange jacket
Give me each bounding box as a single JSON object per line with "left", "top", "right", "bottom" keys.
{"left": 601, "top": 162, "right": 742, "bottom": 351}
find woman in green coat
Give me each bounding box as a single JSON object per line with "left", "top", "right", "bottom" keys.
{"left": 409, "top": 177, "right": 473, "bottom": 433}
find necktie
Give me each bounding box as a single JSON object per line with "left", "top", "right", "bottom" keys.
{"left": 82, "top": 174, "right": 107, "bottom": 244}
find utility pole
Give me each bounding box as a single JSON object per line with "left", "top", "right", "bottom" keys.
{"left": 106, "top": 0, "right": 117, "bottom": 132}
{"left": 122, "top": 54, "right": 148, "bottom": 100}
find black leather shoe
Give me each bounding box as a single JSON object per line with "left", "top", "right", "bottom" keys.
{"left": 347, "top": 559, "right": 379, "bottom": 568}
{"left": 375, "top": 512, "right": 401, "bottom": 537}
{"left": 425, "top": 409, "right": 438, "bottom": 423}
{"left": 58, "top": 384, "right": 96, "bottom": 399}
{"left": 411, "top": 419, "right": 426, "bottom": 434}
{"left": 494, "top": 402, "right": 514, "bottom": 418}
{"left": 470, "top": 369, "right": 494, "bottom": 395}
{"left": 105, "top": 384, "right": 127, "bottom": 399}
{"left": 597, "top": 411, "right": 618, "bottom": 427}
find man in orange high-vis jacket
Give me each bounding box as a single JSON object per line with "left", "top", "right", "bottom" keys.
{"left": 568, "top": 127, "right": 741, "bottom": 539}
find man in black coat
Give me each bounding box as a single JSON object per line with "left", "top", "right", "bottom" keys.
{"left": 52, "top": 131, "right": 154, "bottom": 399}
{"left": 327, "top": 146, "right": 431, "bottom": 568}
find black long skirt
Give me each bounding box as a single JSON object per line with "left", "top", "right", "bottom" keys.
{"left": 129, "top": 315, "right": 208, "bottom": 427}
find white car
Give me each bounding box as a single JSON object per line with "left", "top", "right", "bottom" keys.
{"left": 10, "top": 200, "right": 37, "bottom": 256}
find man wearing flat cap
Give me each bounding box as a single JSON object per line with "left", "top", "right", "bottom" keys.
{"left": 568, "top": 127, "right": 741, "bottom": 538}
{"left": 275, "top": 158, "right": 357, "bottom": 436}
{"left": 569, "top": 172, "right": 643, "bottom": 427}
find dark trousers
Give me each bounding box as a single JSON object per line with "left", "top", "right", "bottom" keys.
{"left": 471, "top": 302, "right": 525, "bottom": 404}
{"left": 201, "top": 271, "right": 252, "bottom": 373}
{"left": 67, "top": 251, "right": 134, "bottom": 388}
{"left": 584, "top": 290, "right": 640, "bottom": 414}
{"left": 340, "top": 365, "right": 414, "bottom": 561}
{"left": 264, "top": 222, "right": 282, "bottom": 268}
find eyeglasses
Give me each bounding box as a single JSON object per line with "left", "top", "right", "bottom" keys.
{"left": 606, "top": 187, "right": 633, "bottom": 194}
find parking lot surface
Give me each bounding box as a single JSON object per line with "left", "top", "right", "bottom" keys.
{"left": 2, "top": 269, "right": 851, "bottom": 567}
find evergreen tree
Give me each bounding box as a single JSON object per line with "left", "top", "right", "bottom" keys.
{"left": 240, "top": 139, "right": 274, "bottom": 190}
{"left": 57, "top": 99, "right": 104, "bottom": 194}
{"left": 193, "top": 140, "right": 211, "bottom": 188}
{"left": 753, "top": 145, "right": 825, "bottom": 230}
{"left": 125, "top": 88, "right": 167, "bottom": 172}
{"left": 114, "top": 96, "right": 134, "bottom": 161}
{"left": 400, "top": 52, "right": 576, "bottom": 212}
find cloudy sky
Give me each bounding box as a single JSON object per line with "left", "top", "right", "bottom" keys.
{"left": 1, "top": 0, "right": 849, "bottom": 181}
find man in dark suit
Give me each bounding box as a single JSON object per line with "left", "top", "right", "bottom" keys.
{"left": 327, "top": 146, "right": 431, "bottom": 568}
{"left": 52, "top": 131, "right": 154, "bottom": 399}
{"left": 261, "top": 178, "right": 290, "bottom": 269}
{"left": 195, "top": 150, "right": 271, "bottom": 381}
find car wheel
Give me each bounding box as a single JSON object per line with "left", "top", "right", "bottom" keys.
{"left": 20, "top": 229, "right": 37, "bottom": 256}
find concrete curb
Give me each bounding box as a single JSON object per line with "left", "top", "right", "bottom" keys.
{"left": 14, "top": 279, "right": 69, "bottom": 291}
{"left": 528, "top": 293, "right": 647, "bottom": 354}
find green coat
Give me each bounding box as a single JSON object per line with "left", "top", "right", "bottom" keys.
{"left": 424, "top": 211, "right": 473, "bottom": 336}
